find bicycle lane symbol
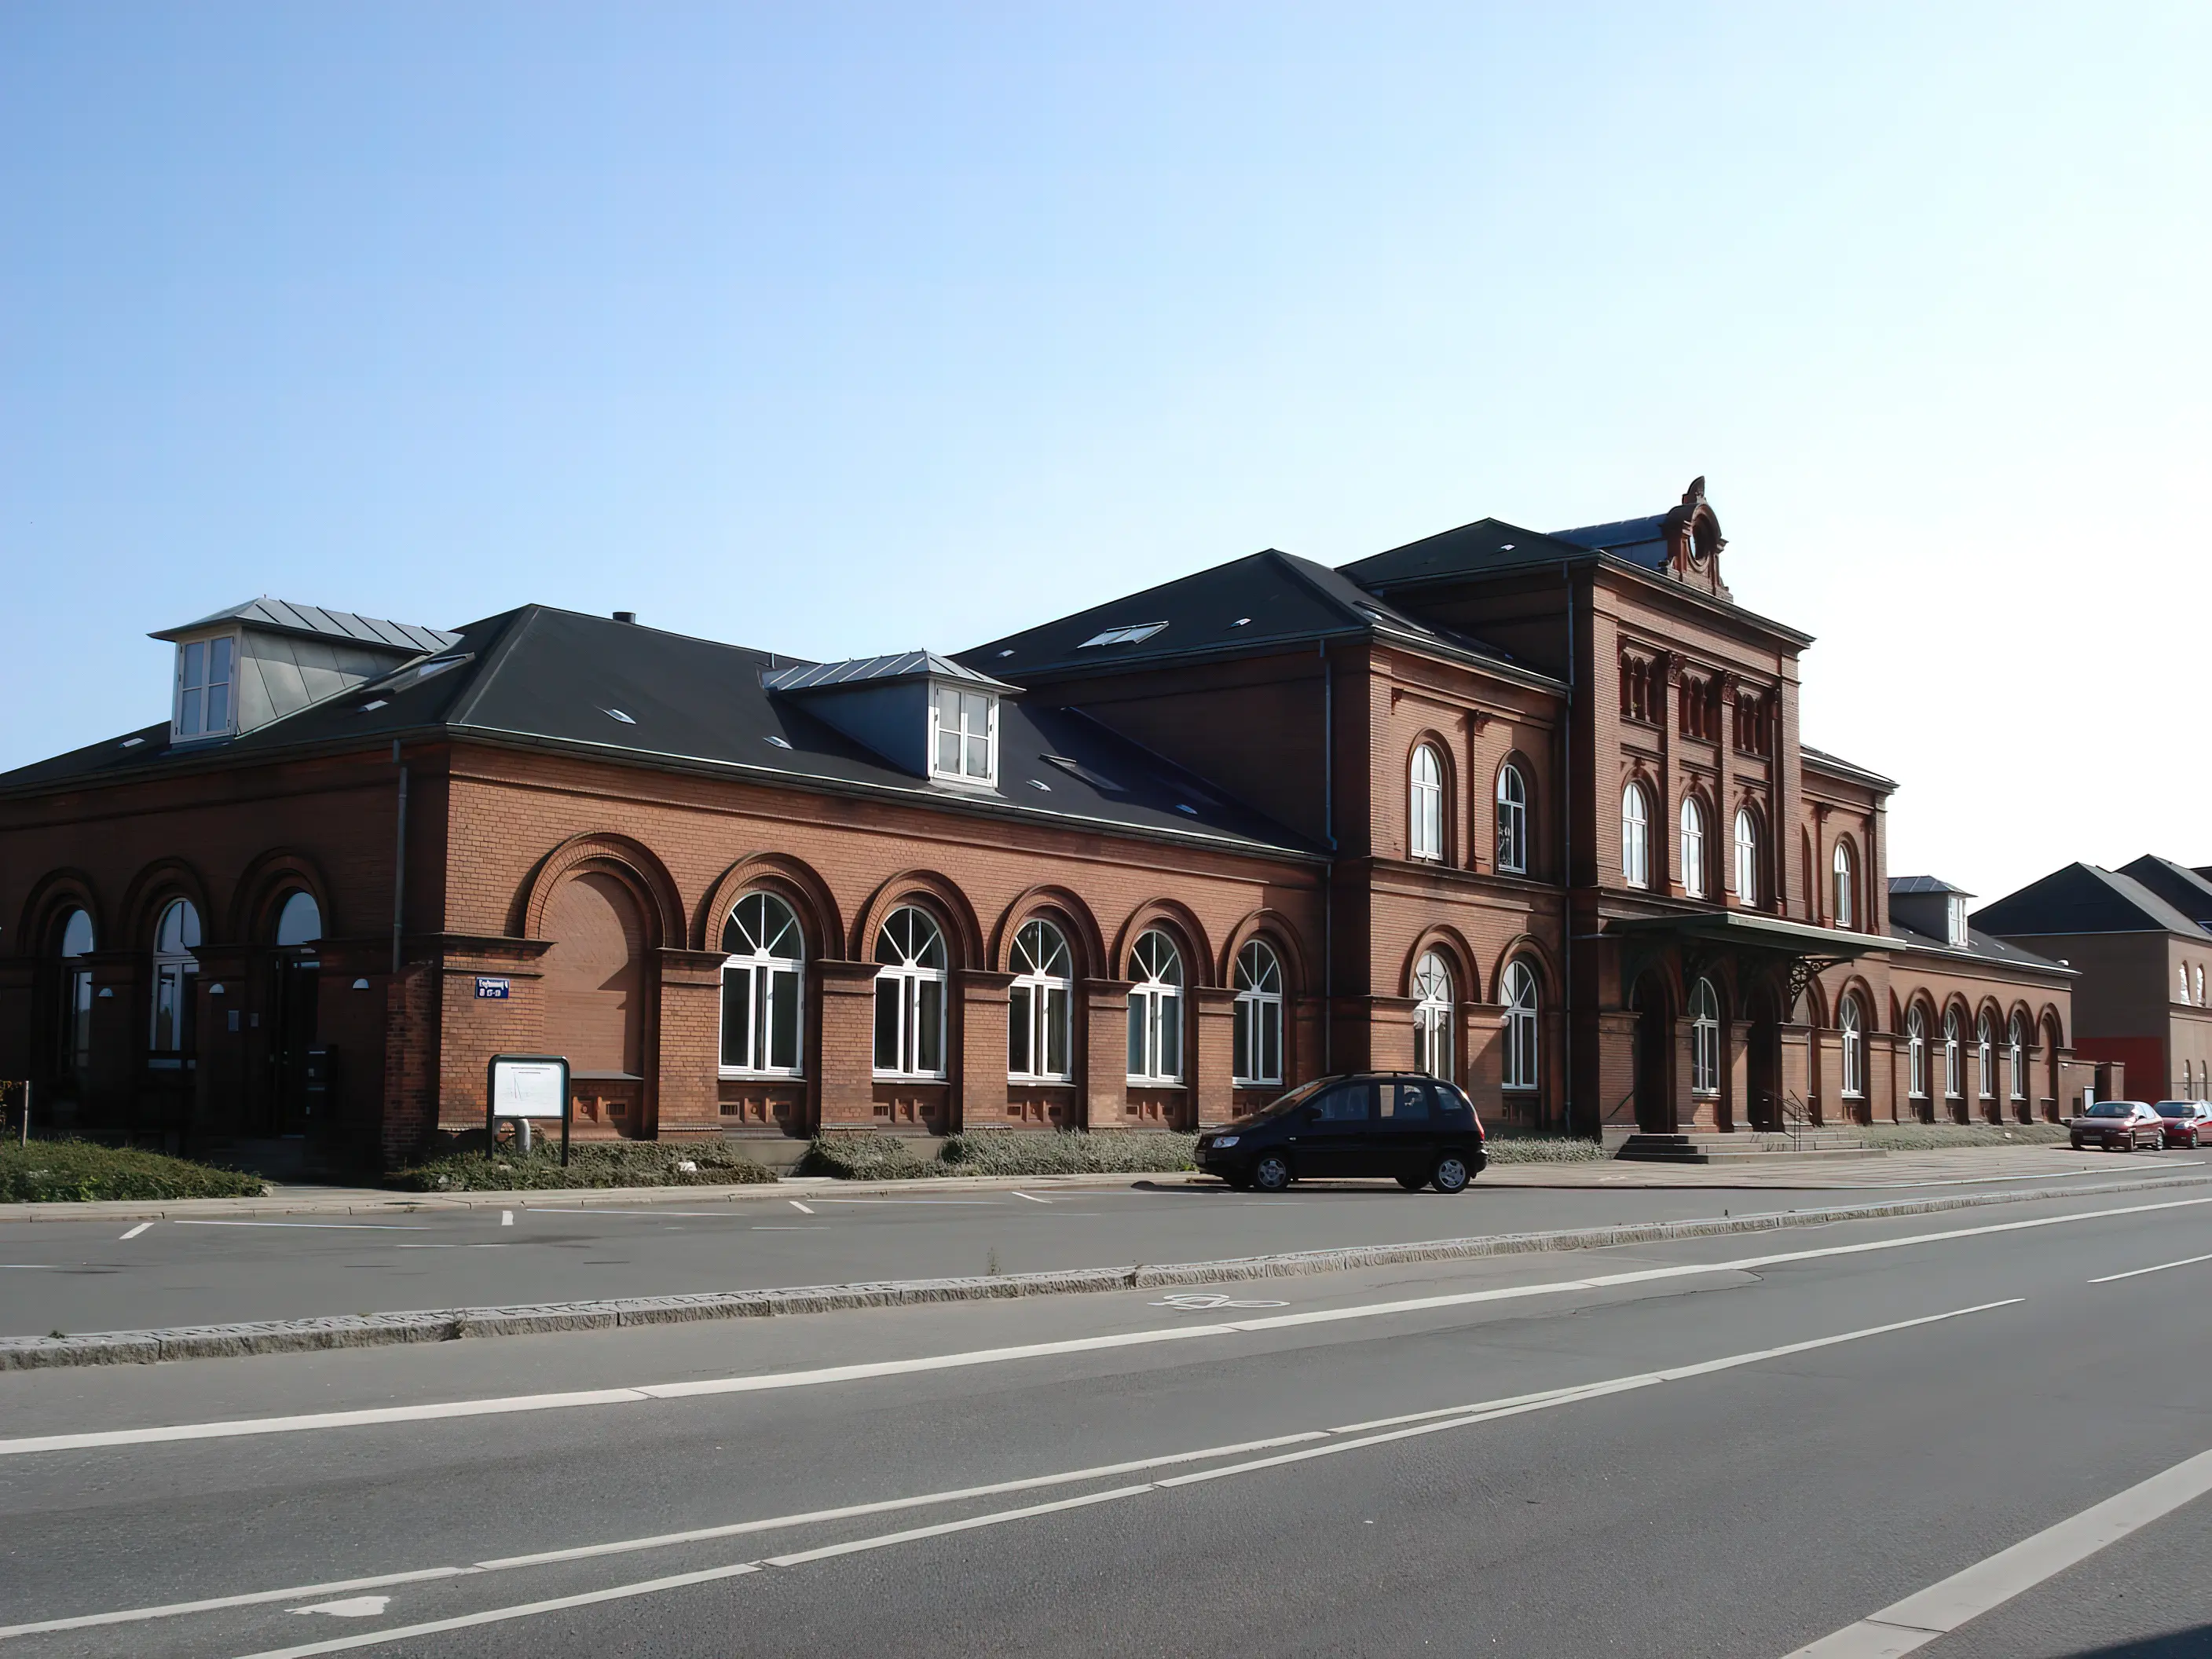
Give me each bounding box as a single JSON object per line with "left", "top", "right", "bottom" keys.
{"left": 1148, "top": 1292, "right": 1289, "bottom": 1312}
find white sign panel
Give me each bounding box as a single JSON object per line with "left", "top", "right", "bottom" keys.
{"left": 489, "top": 1058, "right": 566, "bottom": 1119}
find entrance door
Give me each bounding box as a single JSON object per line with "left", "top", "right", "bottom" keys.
{"left": 1632, "top": 981, "right": 1674, "bottom": 1133}
{"left": 1748, "top": 999, "right": 1782, "bottom": 1132}
{"left": 271, "top": 955, "right": 320, "bottom": 1134}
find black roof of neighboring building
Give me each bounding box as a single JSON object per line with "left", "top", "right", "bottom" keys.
{"left": 1547, "top": 513, "right": 1672, "bottom": 569}
{"left": 2116, "top": 855, "right": 2212, "bottom": 926}
{"left": 959, "top": 548, "right": 1555, "bottom": 689}
{"left": 1887, "top": 918, "right": 2071, "bottom": 976}
{"left": 149, "top": 596, "right": 461, "bottom": 654}
{"left": 1974, "top": 862, "right": 2210, "bottom": 941}
{"left": 1890, "top": 874, "right": 1972, "bottom": 896}
{"left": 1334, "top": 517, "right": 1597, "bottom": 591}
{"left": 1, "top": 606, "right": 1317, "bottom": 859}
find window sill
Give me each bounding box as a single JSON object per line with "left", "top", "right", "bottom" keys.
{"left": 1126, "top": 1079, "right": 1185, "bottom": 1089}
{"left": 719, "top": 1070, "right": 804, "bottom": 1082}
{"left": 873, "top": 1072, "right": 949, "bottom": 1084}
{"left": 1009, "top": 1076, "right": 1076, "bottom": 1088}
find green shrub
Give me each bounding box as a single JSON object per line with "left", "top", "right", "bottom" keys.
{"left": 797, "top": 1133, "right": 939, "bottom": 1181}
{"left": 388, "top": 1140, "right": 777, "bottom": 1192}
{"left": 1481, "top": 1133, "right": 1608, "bottom": 1165}
{"left": 1857, "top": 1122, "right": 2072, "bottom": 1150}
{"left": 940, "top": 1129, "right": 1198, "bottom": 1176}
{"left": 0, "top": 1140, "right": 266, "bottom": 1203}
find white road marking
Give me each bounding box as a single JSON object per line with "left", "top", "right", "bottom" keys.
{"left": 119, "top": 1222, "right": 152, "bottom": 1241}
{"left": 2087, "top": 1250, "right": 2212, "bottom": 1284}
{"left": 288, "top": 1597, "right": 389, "bottom": 1619}
{"left": 3, "top": 1192, "right": 2200, "bottom": 1461}
{"left": 788, "top": 1200, "right": 814, "bottom": 1215}
{"left": 1011, "top": 1192, "right": 1051, "bottom": 1204}
{"left": 500, "top": 1211, "right": 513, "bottom": 1228}
{"left": 1780, "top": 1441, "right": 2212, "bottom": 1657}
{"left": 170, "top": 1221, "right": 429, "bottom": 1232}
{"left": 811, "top": 1198, "right": 993, "bottom": 1207}
{"left": 1151, "top": 1293, "right": 1289, "bottom": 1311}
{"left": 202, "top": 1299, "right": 2018, "bottom": 1659}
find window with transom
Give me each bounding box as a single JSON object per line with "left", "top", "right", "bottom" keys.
{"left": 173, "top": 635, "right": 238, "bottom": 741}
{"left": 2009, "top": 1015, "right": 2027, "bottom": 1101}
{"left": 1943, "top": 1009, "right": 1962, "bottom": 1099}
{"left": 1233, "top": 939, "right": 1284, "bottom": 1086}
{"left": 1840, "top": 996, "right": 1865, "bottom": 1098}
{"left": 873, "top": 906, "right": 947, "bottom": 1079}
{"left": 722, "top": 893, "right": 804, "bottom": 1076}
{"left": 1496, "top": 764, "right": 1529, "bottom": 874}
{"left": 56, "top": 908, "right": 94, "bottom": 1082}
{"left": 1908, "top": 1005, "right": 1928, "bottom": 1099}
{"left": 929, "top": 686, "right": 997, "bottom": 785}
{"left": 1680, "top": 797, "right": 1706, "bottom": 899}
{"left": 1734, "top": 809, "right": 1759, "bottom": 906}
{"left": 1621, "top": 782, "right": 1650, "bottom": 888}
{"left": 1409, "top": 745, "right": 1445, "bottom": 862}
{"left": 1412, "top": 950, "right": 1453, "bottom": 1081}
{"left": 1690, "top": 978, "right": 1720, "bottom": 1096}
{"left": 149, "top": 898, "right": 202, "bottom": 1060}
{"left": 1502, "top": 960, "right": 1540, "bottom": 1092}
{"left": 1126, "top": 931, "right": 1184, "bottom": 1084}
{"left": 1976, "top": 1013, "right": 1994, "bottom": 1099}
{"left": 1832, "top": 841, "right": 1855, "bottom": 930}
{"left": 1008, "top": 919, "right": 1073, "bottom": 1082}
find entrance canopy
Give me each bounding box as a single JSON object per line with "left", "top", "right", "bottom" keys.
{"left": 1606, "top": 910, "right": 1891, "bottom": 1013}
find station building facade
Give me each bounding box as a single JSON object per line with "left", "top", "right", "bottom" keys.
{"left": 0, "top": 482, "right": 2098, "bottom": 1172}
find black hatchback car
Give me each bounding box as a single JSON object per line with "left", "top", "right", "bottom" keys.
{"left": 1194, "top": 1074, "right": 1488, "bottom": 1193}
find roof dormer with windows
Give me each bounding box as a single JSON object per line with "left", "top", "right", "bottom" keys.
{"left": 763, "top": 650, "right": 1016, "bottom": 789}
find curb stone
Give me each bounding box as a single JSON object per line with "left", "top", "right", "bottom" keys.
{"left": 5, "top": 1173, "right": 2207, "bottom": 1372}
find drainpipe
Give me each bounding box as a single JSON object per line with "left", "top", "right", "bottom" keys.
{"left": 390, "top": 740, "right": 408, "bottom": 977}
{"left": 1562, "top": 562, "right": 1576, "bottom": 1138}
{"left": 1320, "top": 641, "right": 1335, "bottom": 1074}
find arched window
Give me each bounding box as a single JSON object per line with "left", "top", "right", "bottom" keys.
{"left": 1502, "top": 960, "right": 1540, "bottom": 1092}
{"left": 1734, "top": 809, "right": 1759, "bottom": 906}
{"left": 2197, "top": 965, "right": 2207, "bottom": 1006}
{"left": 150, "top": 897, "right": 202, "bottom": 1058}
{"left": 1126, "top": 930, "right": 1185, "bottom": 1083}
{"left": 873, "top": 906, "right": 947, "bottom": 1079}
{"left": 1009, "top": 919, "right": 1074, "bottom": 1082}
{"left": 1832, "top": 841, "right": 1855, "bottom": 930}
{"left": 1232, "top": 939, "right": 1284, "bottom": 1086}
{"left": 722, "top": 893, "right": 804, "bottom": 1076}
{"left": 1621, "top": 782, "right": 1650, "bottom": 888}
{"left": 2009, "top": 1014, "right": 2027, "bottom": 1101}
{"left": 1690, "top": 978, "right": 1720, "bottom": 1095}
{"left": 273, "top": 891, "right": 322, "bottom": 947}
{"left": 57, "top": 908, "right": 94, "bottom": 1082}
{"left": 1943, "top": 1009, "right": 1962, "bottom": 1100}
{"left": 1496, "top": 764, "right": 1529, "bottom": 874}
{"left": 1840, "top": 995, "right": 1865, "bottom": 1099}
{"left": 1976, "top": 1013, "right": 1995, "bottom": 1100}
{"left": 1908, "top": 1005, "right": 1928, "bottom": 1100}
{"left": 1409, "top": 745, "right": 1445, "bottom": 862}
{"left": 1680, "top": 798, "right": 1706, "bottom": 899}
{"left": 1412, "top": 950, "right": 1454, "bottom": 1081}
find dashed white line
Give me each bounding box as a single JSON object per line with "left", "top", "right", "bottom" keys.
{"left": 1011, "top": 1192, "right": 1051, "bottom": 1204}
{"left": 788, "top": 1200, "right": 815, "bottom": 1215}
{"left": 2087, "top": 1250, "right": 2212, "bottom": 1284}
{"left": 118, "top": 1222, "right": 152, "bottom": 1241}
{"left": 169, "top": 1221, "right": 429, "bottom": 1232}
{"left": 500, "top": 1210, "right": 514, "bottom": 1228}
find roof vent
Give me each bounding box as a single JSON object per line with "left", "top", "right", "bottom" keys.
{"left": 613, "top": 611, "right": 638, "bottom": 624}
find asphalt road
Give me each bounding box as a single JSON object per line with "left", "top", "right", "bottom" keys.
{"left": 2, "top": 1152, "right": 2205, "bottom": 1337}
{"left": 2, "top": 1182, "right": 2210, "bottom": 1657}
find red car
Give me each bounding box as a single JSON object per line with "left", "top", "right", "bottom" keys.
{"left": 2071, "top": 1101, "right": 2166, "bottom": 1152}
{"left": 2155, "top": 1101, "right": 2212, "bottom": 1148}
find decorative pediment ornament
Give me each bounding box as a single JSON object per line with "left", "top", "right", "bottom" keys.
{"left": 1662, "top": 476, "right": 1730, "bottom": 595}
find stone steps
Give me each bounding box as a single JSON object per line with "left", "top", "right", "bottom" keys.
{"left": 1614, "top": 1130, "right": 1881, "bottom": 1165}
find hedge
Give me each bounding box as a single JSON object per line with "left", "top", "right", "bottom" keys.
{"left": 389, "top": 1140, "right": 778, "bottom": 1192}
{"left": 0, "top": 1140, "right": 266, "bottom": 1203}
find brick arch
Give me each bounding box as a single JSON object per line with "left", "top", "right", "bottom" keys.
{"left": 1488, "top": 932, "right": 1558, "bottom": 1009}
{"left": 852, "top": 870, "right": 984, "bottom": 969}
{"left": 1400, "top": 925, "right": 1479, "bottom": 1004}
{"left": 229, "top": 848, "right": 337, "bottom": 945}
{"left": 1832, "top": 972, "right": 1879, "bottom": 1031}
{"left": 991, "top": 885, "right": 1106, "bottom": 980}
{"left": 16, "top": 868, "right": 103, "bottom": 959}
{"left": 520, "top": 832, "right": 681, "bottom": 950}
{"left": 120, "top": 857, "right": 214, "bottom": 948}
{"left": 696, "top": 851, "right": 842, "bottom": 960}
{"left": 1112, "top": 899, "right": 1214, "bottom": 987}
{"left": 2038, "top": 1002, "right": 2066, "bottom": 1051}
{"left": 1794, "top": 972, "right": 1830, "bottom": 1030}
{"left": 1219, "top": 908, "right": 1309, "bottom": 995}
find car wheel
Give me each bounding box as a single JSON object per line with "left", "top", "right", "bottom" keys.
{"left": 1431, "top": 1154, "right": 1472, "bottom": 1194}
{"left": 1251, "top": 1153, "right": 1293, "bottom": 1193}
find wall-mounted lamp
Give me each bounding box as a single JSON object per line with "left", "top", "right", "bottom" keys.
{"left": 352, "top": 978, "right": 371, "bottom": 991}
{"left": 97, "top": 987, "right": 115, "bottom": 999}
{"left": 208, "top": 983, "right": 225, "bottom": 995}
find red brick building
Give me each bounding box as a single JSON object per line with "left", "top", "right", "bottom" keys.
{"left": 0, "top": 482, "right": 2096, "bottom": 1171}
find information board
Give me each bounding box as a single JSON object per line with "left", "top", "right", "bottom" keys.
{"left": 485, "top": 1053, "right": 572, "bottom": 1165}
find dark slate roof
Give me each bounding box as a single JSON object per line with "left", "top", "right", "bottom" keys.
{"left": 761, "top": 651, "right": 1014, "bottom": 694}
{"left": 1973, "top": 862, "right": 2209, "bottom": 939}
{"left": 1335, "top": 518, "right": 1596, "bottom": 591}
{"left": 1547, "top": 513, "right": 1671, "bottom": 569}
{"left": 1888, "top": 919, "right": 2071, "bottom": 974}
{"left": 149, "top": 597, "right": 460, "bottom": 654}
{"left": 1889, "top": 874, "right": 1973, "bottom": 896}
{"left": 2, "top": 606, "right": 1315, "bottom": 858}
{"left": 1802, "top": 744, "right": 1899, "bottom": 791}
{"left": 961, "top": 548, "right": 1548, "bottom": 687}
{"left": 2116, "top": 855, "right": 2212, "bottom": 925}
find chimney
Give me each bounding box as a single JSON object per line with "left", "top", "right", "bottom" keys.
{"left": 613, "top": 611, "right": 637, "bottom": 624}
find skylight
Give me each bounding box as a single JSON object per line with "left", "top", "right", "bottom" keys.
{"left": 605, "top": 708, "right": 636, "bottom": 725}
{"left": 765, "top": 734, "right": 793, "bottom": 750}
{"left": 360, "top": 699, "right": 389, "bottom": 712}
{"left": 1042, "top": 753, "right": 1125, "bottom": 793}
{"left": 1078, "top": 622, "right": 1167, "bottom": 650}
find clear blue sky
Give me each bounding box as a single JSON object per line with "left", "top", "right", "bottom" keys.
{"left": 4, "top": 2, "right": 2205, "bottom": 903}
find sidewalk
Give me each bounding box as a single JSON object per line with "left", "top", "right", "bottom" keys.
{"left": 0, "top": 1144, "right": 2188, "bottom": 1224}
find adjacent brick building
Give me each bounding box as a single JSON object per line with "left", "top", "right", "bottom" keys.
{"left": 0, "top": 482, "right": 2102, "bottom": 1172}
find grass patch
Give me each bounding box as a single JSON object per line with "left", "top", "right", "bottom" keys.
{"left": 1857, "top": 1122, "right": 2073, "bottom": 1150}
{"left": 1482, "top": 1133, "right": 1609, "bottom": 1165}
{"left": 798, "top": 1133, "right": 940, "bottom": 1181}
{"left": 389, "top": 1139, "right": 778, "bottom": 1192}
{"left": 941, "top": 1130, "right": 1198, "bottom": 1176}
{"left": 0, "top": 1140, "right": 266, "bottom": 1203}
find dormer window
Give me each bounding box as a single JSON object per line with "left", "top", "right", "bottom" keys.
{"left": 1946, "top": 895, "right": 1968, "bottom": 947}
{"left": 931, "top": 684, "right": 996, "bottom": 784}
{"left": 174, "top": 635, "right": 237, "bottom": 740}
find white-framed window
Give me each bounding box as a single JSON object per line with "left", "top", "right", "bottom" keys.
{"left": 1832, "top": 840, "right": 1855, "bottom": 929}
{"left": 1126, "top": 930, "right": 1185, "bottom": 1083}
{"left": 2009, "top": 1014, "right": 2027, "bottom": 1101}
{"left": 57, "top": 908, "right": 94, "bottom": 1080}
{"left": 1409, "top": 745, "right": 1445, "bottom": 862}
{"left": 722, "top": 892, "right": 804, "bottom": 1076}
{"left": 1502, "top": 959, "right": 1540, "bottom": 1092}
{"left": 1976, "top": 1013, "right": 1994, "bottom": 1099}
{"left": 929, "top": 685, "right": 997, "bottom": 785}
{"left": 1734, "top": 809, "right": 1759, "bottom": 906}
{"left": 1908, "top": 1005, "right": 1928, "bottom": 1099}
{"left": 1943, "top": 1009, "right": 1962, "bottom": 1099}
{"left": 173, "top": 635, "right": 238, "bottom": 741}
{"left": 1008, "top": 919, "right": 1073, "bottom": 1082}
{"left": 1621, "top": 782, "right": 1650, "bottom": 888}
{"left": 1496, "top": 764, "right": 1529, "bottom": 873}
{"left": 2183, "top": 967, "right": 2192, "bottom": 1003}
{"left": 2197, "top": 965, "right": 2207, "bottom": 1006}
{"left": 873, "top": 906, "right": 947, "bottom": 1079}
{"left": 1946, "top": 895, "right": 1968, "bottom": 947}
{"left": 149, "top": 897, "right": 202, "bottom": 1058}
{"left": 1690, "top": 977, "right": 1720, "bottom": 1095}
{"left": 1232, "top": 939, "right": 1284, "bottom": 1086}
{"left": 1679, "top": 797, "right": 1706, "bottom": 899}
{"left": 1840, "top": 996, "right": 1866, "bottom": 1098}
{"left": 1412, "top": 950, "right": 1454, "bottom": 1081}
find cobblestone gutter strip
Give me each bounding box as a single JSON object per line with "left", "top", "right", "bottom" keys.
{"left": 5, "top": 1174, "right": 2207, "bottom": 1372}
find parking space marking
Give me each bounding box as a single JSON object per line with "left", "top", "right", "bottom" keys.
{"left": 2086, "top": 1250, "right": 2212, "bottom": 1284}
{"left": 500, "top": 1211, "right": 514, "bottom": 1227}
{"left": 1012, "top": 1192, "right": 1050, "bottom": 1204}
{"left": 788, "top": 1201, "right": 814, "bottom": 1215}
{"left": 119, "top": 1222, "right": 152, "bottom": 1241}
{"left": 170, "top": 1221, "right": 430, "bottom": 1232}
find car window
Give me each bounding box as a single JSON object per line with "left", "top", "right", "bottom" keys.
{"left": 1247, "top": 1079, "right": 1331, "bottom": 1121}
{"left": 1311, "top": 1082, "right": 1375, "bottom": 1122}
{"left": 2086, "top": 1103, "right": 2130, "bottom": 1117}
{"left": 1381, "top": 1080, "right": 1433, "bottom": 1121}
